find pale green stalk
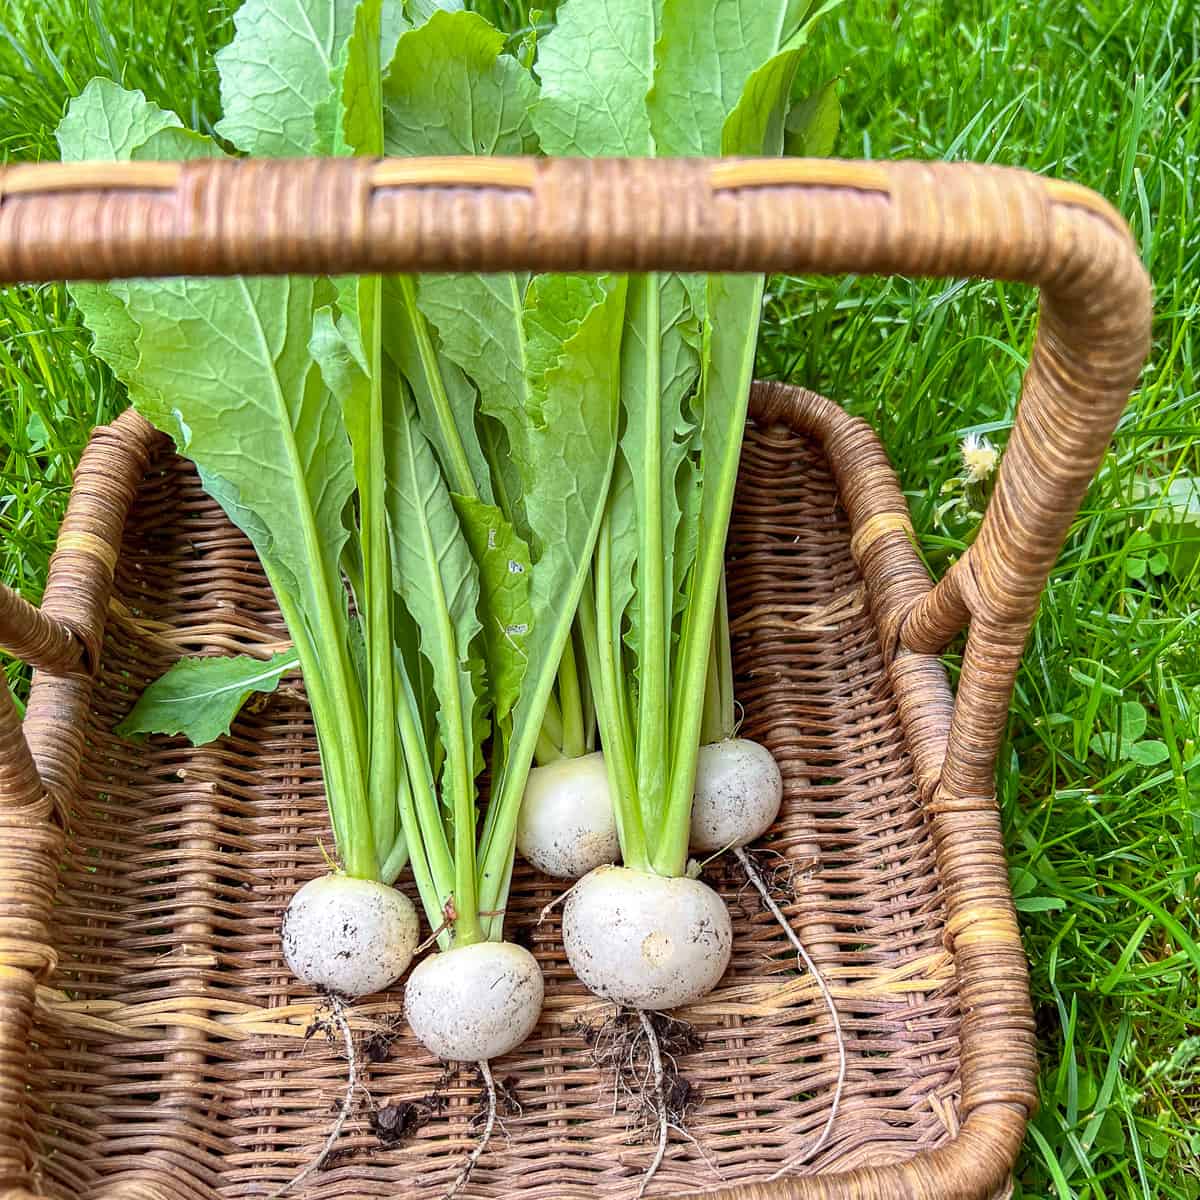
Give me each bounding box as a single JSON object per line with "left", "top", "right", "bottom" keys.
{"left": 633, "top": 274, "right": 669, "bottom": 832}
{"left": 361, "top": 275, "right": 399, "bottom": 863}
{"left": 656, "top": 281, "right": 766, "bottom": 878}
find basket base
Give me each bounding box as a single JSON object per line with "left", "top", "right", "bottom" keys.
{"left": 28, "top": 404, "right": 968, "bottom": 1199}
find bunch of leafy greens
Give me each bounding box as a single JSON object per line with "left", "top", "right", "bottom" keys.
{"left": 89, "top": 0, "right": 837, "bottom": 941}
{"left": 62, "top": 0, "right": 623, "bottom": 951}
{"left": 505, "top": 0, "right": 834, "bottom": 888}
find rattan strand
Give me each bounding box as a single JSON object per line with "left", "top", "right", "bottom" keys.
{"left": 0, "top": 157, "right": 1152, "bottom": 1200}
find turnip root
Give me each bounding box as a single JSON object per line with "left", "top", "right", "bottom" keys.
{"left": 690, "top": 737, "right": 783, "bottom": 853}
{"left": 517, "top": 750, "right": 619, "bottom": 878}
{"left": 562, "top": 865, "right": 732, "bottom": 1009}
{"left": 281, "top": 874, "right": 419, "bottom": 997}
{"left": 405, "top": 940, "right": 544, "bottom": 1061}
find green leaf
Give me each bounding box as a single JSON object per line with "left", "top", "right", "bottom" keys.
{"left": 1009, "top": 865, "right": 1038, "bottom": 897}
{"left": 310, "top": 288, "right": 401, "bottom": 854}
{"left": 673, "top": 445, "right": 702, "bottom": 612}
{"left": 382, "top": 277, "right": 495, "bottom": 504}
{"left": 618, "top": 273, "right": 701, "bottom": 819}
{"left": 215, "top": 0, "right": 361, "bottom": 156}
{"left": 1120, "top": 699, "right": 1148, "bottom": 744}
{"left": 648, "top": 0, "right": 811, "bottom": 156}
{"left": 58, "top": 82, "right": 373, "bottom": 876}
{"left": 1014, "top": 895, "right": 1068, "bottom": 913}
{"left": 384, "top": 381, "right": 486, "bottom": 938}
{"left": 135, "top": 126, "right": 225, "bottom": 161}
{"left": 62, "top": 89, "right": 354, "bottom": 613}
{"left": 56, "top": 83, "right": 188, "bottom": 390}
{"left": 532, "top": 0, "right": 656, "bottom": 156}
{"left": 311, "top": 305, "right": 370, "bottom": 412}
{"left": 383, "top": 383, "right": 484, "bottom": 807}
{"left": 606, "top": 456, "right": 638, "bottom": 672}
{"left": 318, "top": 0, "right": 419, "bottom": 863}
{"left": 478, "top": 274, "right": 627, "bottom": 913}
{"left": 55, "top": 77, "right": 181, "bottom": 159}
{"left": 452, "top": 494, "right": 532, "bottom": 731}
{"left": 415, "top": 271, "right": 532, "bottom": 502}
{"left": 340, "top": 0, "right": 387, "bottom": 157}
{"left": 1129, "top": 739, "right": 1170, "bottom": 766}
{"left": 628, "top": 273, "right": 701, "bottom": 623}
{"left": 116, "top": 652, "right": 300, "bottom": 746}
{"left": 1125, "top": 555, "right": 1148, "bottom": 580}
{"left": 1090, "top": 730, "right": 1121, "bottom": 759}
{"left": 784, "top": 78, "right": 840, "bottom": 156}
{"left": 722, "top": 48, "right": 804, "bottom": 157}
{"left": 658, "top": 35, "right": 806, "bottom": 876}
{"left": 382, "top": 9, "right": 539, "bottom": 534}
{"left": 130, "top": 277, "right": 354, "bottom": 604}
{"left": 383, "top": 9, "right": 538, "bottom": 156}
{"left": 516, "top": 276, "right": 625, "bottom": 698}
{"left": 406, "top": 0, "right": 463, "bottom": 21}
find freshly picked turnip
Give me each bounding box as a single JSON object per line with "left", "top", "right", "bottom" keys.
{"left": 517, "top": 748, "right": 619, "bottom": 879}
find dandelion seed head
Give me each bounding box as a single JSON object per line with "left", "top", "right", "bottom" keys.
{"left": 961, "top": 432, "right": 999, "bottom": 483}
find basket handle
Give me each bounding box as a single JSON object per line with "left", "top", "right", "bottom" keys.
{"left": 0, "top": 410, "right": 156, "bottom": 814}
{"left": 0, "top": 158, "right": 1150, "bottom": 1198}
{"left": 0, "top": 155, "right": 1152, "bottom": 808}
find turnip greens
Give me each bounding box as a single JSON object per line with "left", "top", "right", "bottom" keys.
{"left": 70, "top": 0, "right": 839, "bottom": 1066}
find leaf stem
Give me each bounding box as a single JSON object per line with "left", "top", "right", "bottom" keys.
{"left": 539, "top": 690, "right": 565, "bottom": 752}
{"left": 393, "top": 718, "right": 450, "bottom": 947}
{"left": 633, "top": 275, "right": 669, "bottom": 841}
{"left": 557, "top": 628, "right": 586, "bottom": 760}
{"left": 534, "top": 727, "right": 563, "bottom": 766}
{"left": 716, "top": 566, "right": 736, "bottom": 740}
{"left": 588, "top": 522, "right": 646, "bottom": 872}
{"left": 275, "top": 583, "right": 374, "bottom": 880}
{"left": 700, "top": 614, "right": 726, "bottom": 747}
{"left": 362, "top": 274, "right": 399, "bottom": 863}
{"left": 393, "top": 653, "right": 457, "bottom": 945}
{"left": 397, "top": 276, "right": 478, "bottom": 498}
{"left": 656, "top": 278, "right": 764, "bottom": 878}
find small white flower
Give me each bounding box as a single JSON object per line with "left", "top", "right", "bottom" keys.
{"left": 961, "top": 432, "right": 999, "bottom": 483}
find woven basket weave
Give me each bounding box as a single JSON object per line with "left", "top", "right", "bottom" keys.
{"left": 0, "top": 158, "right": 1151, "bottom": 1200}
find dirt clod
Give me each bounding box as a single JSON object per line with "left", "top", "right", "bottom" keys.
{"left": 371, "top": 1101, "right": 428, "bottom": 1147}
{"left": 368, "top": 1065, "right": 452, "bottom": 1150}
{"left": 364, "top": 1031, "right": 393, "bottom": 1063}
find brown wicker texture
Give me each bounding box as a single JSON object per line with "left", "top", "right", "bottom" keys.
{"left": 0, "top": 158, "right": 1151, "bottom": 1200}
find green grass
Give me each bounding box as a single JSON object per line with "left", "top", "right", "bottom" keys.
{"left": 0, "top": 0, "right": 237, "bottom": 701}
{"left": 1, "top": 0, "right": 1198, "bottom": 1196}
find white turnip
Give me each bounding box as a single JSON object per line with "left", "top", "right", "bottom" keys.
{"left": 517, "top": 750, "right": 619, "bottom": 878}
{"left": 690, "top": 736, "right": 783, "bottom": 853}
{"left": 281, "top": 874, "right": 419, "bottom": 997}
{"left": 561, "top": 865, "right": 732, "bottom": 1009}
{"left": 404, "top": 940, "right": 544, "bottom": 1061}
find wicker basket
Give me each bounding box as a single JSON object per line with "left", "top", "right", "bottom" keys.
{"left": 0, "top": 158, "right": 1150, "bottom": 1200}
